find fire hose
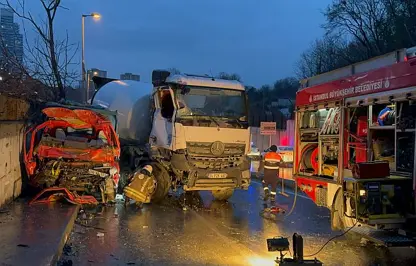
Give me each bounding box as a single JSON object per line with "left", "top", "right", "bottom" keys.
{"left": 266, "top": 145, "right": 318, "bottom": 220}
{"left": 300, "top": 144, "right": 319, "bottom": 174}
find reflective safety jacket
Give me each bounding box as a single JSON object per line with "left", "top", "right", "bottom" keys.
{"left": 263, "top": 151, "right": 283, "bottom": 170}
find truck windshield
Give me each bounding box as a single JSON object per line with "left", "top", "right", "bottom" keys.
{"left": 175, "top": 86, "right": 247, "bottom": 120}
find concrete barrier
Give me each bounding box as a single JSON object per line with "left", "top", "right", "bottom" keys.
{"left": 0, "top": 201, "right": 79, "bottom": 265}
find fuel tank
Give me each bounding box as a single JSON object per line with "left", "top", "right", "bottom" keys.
{"left": 92, "top": 78, "right": 153, "bottom": 145}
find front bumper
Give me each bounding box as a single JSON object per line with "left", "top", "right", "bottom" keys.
{"left": 170, "top": 150, "right": 251, "bottom": 191}
{"left": 183, "top": 169, "right": 251, "bottom": 191}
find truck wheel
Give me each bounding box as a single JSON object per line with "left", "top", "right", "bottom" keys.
{"left": 151, "top": 163, "right": 171, "bottom": 203}
{"left": 331, "top": 187, "right": 356, "bottom": 230}
{"left": 212, "top": 189, "right": 234, "bottom": 201}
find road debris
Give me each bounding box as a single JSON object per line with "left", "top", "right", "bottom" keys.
{"left": 29, "top": 188, "right": 99, "bottom": 205}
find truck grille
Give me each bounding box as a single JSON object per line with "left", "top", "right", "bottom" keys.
{"left": 186, "top": 142, "right": 245, "bottom": 157}
{"left": 186, "top": 142, "right": 246, "bottom": 170}
{"left": 188, "top": 155, "right": 243, "bottom": 169}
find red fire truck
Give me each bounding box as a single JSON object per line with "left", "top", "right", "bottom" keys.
{"left": 294, "top": 47, "right": 416, "bottom": 246}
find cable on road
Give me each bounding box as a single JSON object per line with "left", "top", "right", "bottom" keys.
{"left": 304, "top": 215, "right": 360, "bottom": 257}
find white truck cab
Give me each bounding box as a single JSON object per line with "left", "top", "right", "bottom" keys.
{"left": 149, "top": 70, "right": 251, "bottom": 200}
{"left": 92, "top": 71, "right": 251, "bottom": 201}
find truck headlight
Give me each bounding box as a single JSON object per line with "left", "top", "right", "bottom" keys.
{"left": 359, "top": 189, "right": 366, "bottom": 196}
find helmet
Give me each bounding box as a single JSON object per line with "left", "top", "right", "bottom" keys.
{"left": 141, "top": 165, "right": 153, "bottom": 176}
{"left": 270, "top": 145, "right": 277, "bottom": 152}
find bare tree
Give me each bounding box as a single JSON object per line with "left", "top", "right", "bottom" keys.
{"left": 217, "top": 72, "right": 242, "bottom": 81}
{"left": 383, "top": 0, "right": 416, "bottom": 48}
{"left": 323, "top": 0, "right": 390, "bottom": 57}
{"left": 297, "top": 0, "right": 416, "bottom": 79}
{"left": 296, "top": 35, "right": 352, "bottom": 78}
{"left": 273, "top": 77, "right": 299, "bottom": 99}
{"left": 1, "top": 0, "right": 79, "bottom": 100}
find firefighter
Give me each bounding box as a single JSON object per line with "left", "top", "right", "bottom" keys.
{"left": 258, "top": 145, "right": 283, "bottom": 204}
{"left": 124, "top": 165, "right": 156, "bottom": 207}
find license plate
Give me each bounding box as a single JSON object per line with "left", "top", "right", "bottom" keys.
{"left": 208, "top": 173, "right": 228, "bottom": 179}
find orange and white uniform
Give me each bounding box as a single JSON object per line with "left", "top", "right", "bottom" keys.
{"left": 259, "top": 151, "right": 283, "bottom": 197}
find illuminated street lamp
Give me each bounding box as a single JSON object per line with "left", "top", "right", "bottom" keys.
{"left": 81, "top": 12, "right": 101, "bottom": 103}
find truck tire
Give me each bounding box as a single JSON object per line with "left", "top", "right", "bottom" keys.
{"left": 212, "top": 189, "right": 234, "bottom": 201}
{"left": 150, "top": 163, "right": 171, "bottom": 203}
{"left": 331, "top": 188, "right": 356, "bottom": 230}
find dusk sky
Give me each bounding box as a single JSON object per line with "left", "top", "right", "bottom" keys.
{"left": 21, "top": 0, "right": 332, "bottom": 87}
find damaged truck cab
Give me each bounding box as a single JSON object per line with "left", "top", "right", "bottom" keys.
{"left": 92, "top": 70, "right": 251, "bottom": 201}
{"left": 24, "top": 104, "right": 121, "bottom": 202}
{"left": 151, "top": 70, "right": 251, "bottom": 200}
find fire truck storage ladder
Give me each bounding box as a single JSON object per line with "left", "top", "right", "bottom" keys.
{"left": 320, "top": 108, "right": 341, "bottom": 135}
{"left": 350, "top": 226, "right": 416, "bottom": 247}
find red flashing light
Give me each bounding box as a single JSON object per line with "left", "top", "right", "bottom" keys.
{"left": 405, "top": 56, "right": 408, "bottom": 62}
{"left": 280, "top": 136, "right": 289, "bottom": 146}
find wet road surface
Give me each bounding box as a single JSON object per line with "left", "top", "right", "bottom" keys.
{"left": 59, "top": 180, "right": 416, "bottom": 266}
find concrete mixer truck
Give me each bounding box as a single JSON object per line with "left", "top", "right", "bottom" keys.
{"left": 91, "top": 70, "right": 251, "bottom": 202}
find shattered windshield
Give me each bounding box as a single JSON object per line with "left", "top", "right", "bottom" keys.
{"left": 175, "top": 86, "right": 247, "bottom": 120}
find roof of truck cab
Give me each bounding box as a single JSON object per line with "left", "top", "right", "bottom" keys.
{"left": 166, "top": 74, "right": 245, "bottom": 91}
{"left": 45, "top": 101, "right": 117, "bottom": 117}
{"left": 41, "top": 106, "right": 113, "bottom": 129}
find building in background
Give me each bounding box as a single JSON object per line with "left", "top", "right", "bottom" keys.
{"left": 120, "top": 72, "right": 140, "bottom": 81}
{"left": 86, "top": 68, "right": 107, "bottom": 101}
{"left": 88, "top": 68, "right": 107, "bottom": 80}
{"left": 0, "top": 8, "right": 23, "bottom": 71}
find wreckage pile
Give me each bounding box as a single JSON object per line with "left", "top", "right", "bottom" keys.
{"left": 31, "top": 160, "right": 117, "bottom": 203}
{"left": 25, "top": 104, "right": 121, "bottom": 205}
{"left": 25, "top": 103, "right": 160, "bottom": 207}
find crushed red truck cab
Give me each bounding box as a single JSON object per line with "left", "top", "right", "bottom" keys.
{"left": 24, "top": 104, "right": 120, "bottom": 203}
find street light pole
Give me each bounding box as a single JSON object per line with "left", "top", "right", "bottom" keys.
{"left": 81, "top": 12, "right": 101, "bottom": 103}
{"left": 81, "top": 15, "right": 86, "bottom": 102}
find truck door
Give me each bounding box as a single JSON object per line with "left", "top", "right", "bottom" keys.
{"left": 150, "top": 87, "right": 176, "bottom": 149}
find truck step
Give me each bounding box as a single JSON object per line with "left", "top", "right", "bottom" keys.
{"left": 350, "top": 226, "right": 416, "bottom": 247}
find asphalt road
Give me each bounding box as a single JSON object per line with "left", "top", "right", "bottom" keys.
{"left": 59, "top": 179, "right": 416, "bottom": 266}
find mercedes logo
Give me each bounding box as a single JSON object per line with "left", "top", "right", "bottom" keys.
{"left": 210, "top": 141, "right": 225, "bottom": 156}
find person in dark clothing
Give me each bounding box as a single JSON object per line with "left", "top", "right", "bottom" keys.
{"left": 258, "top": 145, "right": 283, "bottom": 204}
